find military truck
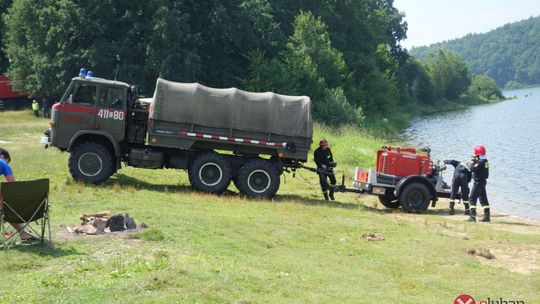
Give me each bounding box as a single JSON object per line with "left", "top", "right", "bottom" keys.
{"left": 41, "top": 71, "right": 312, "bottom": 198}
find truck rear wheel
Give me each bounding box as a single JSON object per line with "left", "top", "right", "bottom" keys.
{"left": 188, "top": 152, "right": 232, "bottom": 194}
{"left": 378, "top": 191, "right": 400, "bottom": 209}
{"left": 236, "top": 159, "right": 280, "bottom": 199}
{"left": 68, "top": 142, "right": 115, "bottom": 184}
{"left": 399, "top": 182, "right": 431, "bottom": 213}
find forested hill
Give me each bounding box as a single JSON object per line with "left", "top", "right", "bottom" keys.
{"left": 1, "top": 1, "right": 503, "bottom": 131}
{"left": 410, "top": 16, "right": 540, "bottom": 88}
{"left": 1, "top": 0, "right": 410, "bottom": 127}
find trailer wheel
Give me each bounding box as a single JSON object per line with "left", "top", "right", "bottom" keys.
{"left": 68, "top": 142, "right": 115, "bottom": 184}
{"left": 399, "top": 182, "right": 431, "bottom": 213}
{"left": 237, "top": 159, "right": 280, "bottom": 199}
{"left": 188, "top": 152, "right": 232, "bottom": 194}
{"left": 378, "top": 192, "right": 400, "bottom": 209}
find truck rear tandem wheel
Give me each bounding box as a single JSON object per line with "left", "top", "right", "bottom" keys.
{"left": 188, "top": 152, "right": 232, "bottom": 194}
{"left": 236, "top": 159, "right": 280, "bottom": 199}
{"left": 68, "top": 142, "right": 115, "bottom": 184}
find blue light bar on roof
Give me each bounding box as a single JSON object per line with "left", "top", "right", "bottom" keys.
{"left": 79, "top": 68, "right": 87, "bottom": 78}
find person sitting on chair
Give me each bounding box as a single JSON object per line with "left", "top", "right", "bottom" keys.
{"left": 0, "top": 148, "right": 38, "bottom": 242}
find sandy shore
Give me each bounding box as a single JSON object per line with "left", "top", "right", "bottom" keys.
{"left": 385, "top": 202, "right": 540, "bottom": 274}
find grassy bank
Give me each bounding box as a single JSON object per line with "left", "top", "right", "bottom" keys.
{"left": 0, "top": 110, "right": 539, "bottom": 303}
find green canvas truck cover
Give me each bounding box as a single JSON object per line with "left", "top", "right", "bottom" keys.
{"left": 148, "top": 78, "right": 312, "bottom": 138}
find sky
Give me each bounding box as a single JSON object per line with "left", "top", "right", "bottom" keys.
{"left": 393, "top": 0, "right": 540, "bottom": 49}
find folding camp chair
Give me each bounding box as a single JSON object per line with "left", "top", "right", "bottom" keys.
{"left": 1, "top": 178, "right": 52, "bottom": 251}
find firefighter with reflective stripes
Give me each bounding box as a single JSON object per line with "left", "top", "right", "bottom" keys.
{"left": 314, "top": 139, "right": 337, "bottom": 200}
{"left": 468, "top": 145, "right": 491, "bottom": 222}
{"left": 443, "top": 159, "right": 472, "bottom": 215}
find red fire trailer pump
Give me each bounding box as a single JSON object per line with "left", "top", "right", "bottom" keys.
{"left": 331, "top": 146, "right": 451, "bottom": 213}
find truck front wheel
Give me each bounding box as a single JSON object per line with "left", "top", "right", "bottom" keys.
{"left": 68, "top": 142, "right": 115, "bottom": 184}
{"left": 236, "top": 159, "right": 280, "bottom": 199}
{"left": 399, "top": 182, "right": 431, "bottom": 213}
{"left": 188, "top": 152, "right": 232, "bottom": 194}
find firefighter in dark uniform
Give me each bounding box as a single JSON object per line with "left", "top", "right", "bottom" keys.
{"left": 314, "top": 139, "right": 336, "bottom": 200}
{"left": 468, "top": 145, "right": 490, "bottom": 222}
{"left": 443, "top": 159, "right": 472, "bottom": 215}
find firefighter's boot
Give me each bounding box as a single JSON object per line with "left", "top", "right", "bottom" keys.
{"left": 329, "top": 190, "right": 335, "bottom": 201}
{"left": 323, "top": 191, "right": 329, "bottom": 201}
{"left": 463, "top": 201, "right": 470, "bottom": 215}
{"left": 449, "top": 200, "right": 455, "bottom": 215}
{"left": 480, "top": 208, "right": 490, "bottom": 222}
{"left": 467, "top": 208, "right": 477, "bottom": 222}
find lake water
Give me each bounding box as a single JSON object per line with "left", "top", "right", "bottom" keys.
{"left": 402, "top": 86, "right": 540, "bottom": 220}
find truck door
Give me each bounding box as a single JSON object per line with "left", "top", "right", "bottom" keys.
{"left": 55, "top": 82, "right": 97, "bottom": 148}
{"left": 96, "top": 86, "right": 126, "bottom": 142}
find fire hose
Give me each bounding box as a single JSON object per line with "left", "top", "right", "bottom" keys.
{"left": 299, "top": 164, "right": 364, "bottom": 194}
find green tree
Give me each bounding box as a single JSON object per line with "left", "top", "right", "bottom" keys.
{"left": 468, "top": 75, "right": 504, "bottom": 100}
{"left": 284, "top": 11, "right": 348, "bottom": 90}
{"left": 245, "top": 12, "right": 363, "bottom": 125}
{"left": 0, "top": 0, "right": 13, "bottom": 73}
{"left": 244, "top": 50, "right": 293, "bottom": 93}
{"left": 4, "top": 0, "right": 421, "bottom": 128}
{"left": 184, "top": 0, "right": 282, "bottom": 87}
{"left": 3, "top": 0, "right": 285, "bottom": 97}
{"left": 267, "top": 0, "right": 408, "bottom": 119}
{"left": 414, "top": 64, "right": 436, "bottom": 104}
{"left": 4, "top": 0, "right": 89, "bottom": 98}
{"left": 424, "top": 49, "right": 470, "bottom": 100}
{"left": 397, "top": 58, "right": 435, "bottom": 104}
{"left": 146, "top": 3, "right": 201, "bottom": 83}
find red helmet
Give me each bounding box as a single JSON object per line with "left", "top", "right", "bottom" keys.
{"left": 474, "top": 145, "right": 486, "bottom": 156}
{"left": 319, "top": 139, "right": 329, "bottom": 146}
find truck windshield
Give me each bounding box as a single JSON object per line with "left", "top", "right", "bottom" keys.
{"left": 69, "top": 83, "right": 97, "bottom": 106}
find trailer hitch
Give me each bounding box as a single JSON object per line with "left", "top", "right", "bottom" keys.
{"left": 329, "top": 175, "right": 365, "bottom": 194}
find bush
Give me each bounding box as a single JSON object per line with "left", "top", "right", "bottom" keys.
{"left": 469, "top": 75, "right": 504, "bottom": 100}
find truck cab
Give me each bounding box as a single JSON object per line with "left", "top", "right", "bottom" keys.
{"left": 49, "top": 76, "right": 131, "bottom": 151}
{"left": 43, "top": 73, "right": 144, "bottom": 185}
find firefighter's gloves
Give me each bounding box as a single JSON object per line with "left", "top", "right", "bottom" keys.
{"left": 470, "top": 155, "right": 479, "bottom": 162}
{"left": 321, "top": 162, "right": 336, "bottom": 171}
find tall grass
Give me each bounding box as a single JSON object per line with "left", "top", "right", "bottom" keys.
{"left": 0, "top": 110, "right": 538, "bottom": 303}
